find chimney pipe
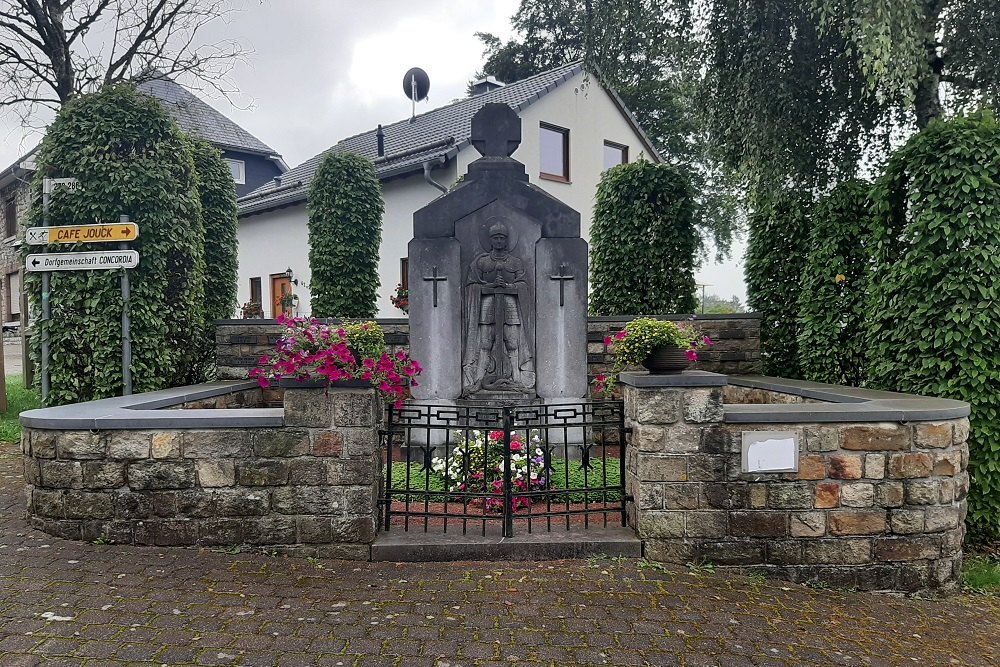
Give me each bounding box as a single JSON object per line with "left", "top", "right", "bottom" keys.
{"left": 376, "top": 124, "right": 385, "bottom": 157}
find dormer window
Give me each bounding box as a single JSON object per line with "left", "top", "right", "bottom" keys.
{"left": 224, "top": 158, "right": 246, "bottom": 185}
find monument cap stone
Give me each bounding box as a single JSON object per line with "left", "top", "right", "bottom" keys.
{"left": 471, "top": 103, "right": 522, "bottom": 158}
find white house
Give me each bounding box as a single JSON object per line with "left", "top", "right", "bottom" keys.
{"left": 235, "top": 61, "right": 662, "bottom": 318}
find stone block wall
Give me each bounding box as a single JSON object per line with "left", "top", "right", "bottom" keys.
{"left": 216, "top": 315, "right": 761, "bottom": 381}
{"left": 623, "top": 376, "right": 969, "bottom": 594}
{"left": 22, "top": 387, "right": 381, "bottom": 558}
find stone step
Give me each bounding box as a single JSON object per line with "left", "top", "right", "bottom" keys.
{"left": 371, "top": 525, "right": 641, "bottom": 562}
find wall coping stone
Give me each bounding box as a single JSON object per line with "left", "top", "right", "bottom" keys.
{"left": 619, "top": 370, "right": 728, "bottom": 387}
{"left": 216, "top": 314, "right": 761, "bottom": 326}
{"left": 725, "top": 375, "right": 970, "bottom": 423}
{"left": 587, "top": 314, "right": 761, "bottom": 322}
{"left": 20, "top": 381, "right": 283, "bottom": 430}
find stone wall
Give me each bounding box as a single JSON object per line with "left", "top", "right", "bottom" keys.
{"left": 623, "top": 374, "right": 969, "bottom": 594}
{"left": 22, "top": 386, "right": 381, "bottom": 558}
{"left": 216, "top": 314, "right": 761, "bottom": 381}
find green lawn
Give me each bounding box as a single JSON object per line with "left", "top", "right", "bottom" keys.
{"left": 1, "top": 375, "right": 40, "bottom": 444}
{"left": 964, "top": 555, "right": 1000, "bottom": 595}
{"left": 388, "top": 457, "right": 623, "bottom": 504}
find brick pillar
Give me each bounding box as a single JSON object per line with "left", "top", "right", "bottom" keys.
{"left": 282, "top": 383, "right": 382, "bottom": 558}
{"left": 620, "top": 371, "right": 727, "bottom": 563}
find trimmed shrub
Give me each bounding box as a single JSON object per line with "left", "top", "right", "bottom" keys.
{"left": 188, "top": 137, "right": 239, "bottom": 324}
{"left": 745, "top": 193, "right": 812, "bottom": 378}
{"left": 24, "top": 83, "right": 205, "bottom": 405}
{"left": 590, "top": 160, "right": 698, "bottom": 315}
{"left": 867, "top": 109, "right": 1000, "bottom": 539}
{"left": 796, "top": 180, "right": 873, "bottom": 386}
{"left": 307, "top": 152, "right": 383, "bottom": 318}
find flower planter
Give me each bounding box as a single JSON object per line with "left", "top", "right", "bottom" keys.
{"left": 640, "top": 345, "right": 691, "bottom": 374}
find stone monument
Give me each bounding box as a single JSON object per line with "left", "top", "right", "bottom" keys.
{"left": 408, "top": 103, "right": 587, "bottom": 402}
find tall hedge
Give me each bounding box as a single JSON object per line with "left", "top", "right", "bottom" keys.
{"left": 188, "top": 138, "right": 239, "bottom": 323}
{"left": 867, "top": 109, "right": 1000, "bottom": 539}
{"left": 745, "top": 193, "right": 812, "bottom": 378}
{"left": 796, "top": 180, "right": 873, "bottom": 386}
{"left": 590, "top": 160, "right": 698, "bottom": 315}
{"left": 307, "top": 152, "right": 383, "bottom": 318}
{"left": 24, "top": 83, "right": 205, "bottom": 405}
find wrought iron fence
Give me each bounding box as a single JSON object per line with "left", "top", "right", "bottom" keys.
{"left": 381, "top": 400, "right": 628, "bottom": 537}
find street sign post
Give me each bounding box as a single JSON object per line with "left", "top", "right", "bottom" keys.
{"left": 26, "top": 250, "right": 139, "bottom": 272}
{"left": 25, "top": 222, "right": 139, "bottom": 245}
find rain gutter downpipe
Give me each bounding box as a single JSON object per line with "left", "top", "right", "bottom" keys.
{"left": 423, "top": 156, "right": 448, "bottom": 194}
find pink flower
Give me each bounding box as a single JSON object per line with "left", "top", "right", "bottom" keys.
{"left": 703, "top": 335, "right": 714, "bottom": 347}
{"left": 604, "top": 336, "right": 612, "bottom": 347}
{"left": 614, "top": 330, "right": 627, "bottom": 341}
{"left": 685, "top": 349, "right": 698, "bottom": 362}
{"left": 595, "top": 374, "right": 606, "bottom": 383}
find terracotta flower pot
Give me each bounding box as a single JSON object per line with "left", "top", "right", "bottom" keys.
{"left": 641, "top": 345, "right": 690, "bottom": 374}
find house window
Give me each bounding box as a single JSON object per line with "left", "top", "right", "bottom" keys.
{"left": 4, "top": 197, "right": 16, "bottom": 239}
{"left": 539, "top": 123, "right": 569, "bottom": 182}
{"left": 225, "top": 158, "right": 246, "bottom": 185}
{"left": 603, "top": 141, "right": 629, "bottom": 170}
{"left": 249, "top": 277, "right": 262, "bottom": 307}
{"left": 400, "top": 258, "right": 409, "bottom": 290}
{"left": 6, "top": 272, "right": 20, "bottom": 322}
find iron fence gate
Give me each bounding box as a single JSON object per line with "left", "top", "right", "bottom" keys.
{"left": 381, "top": 401, "right": 628, "bottom": 536}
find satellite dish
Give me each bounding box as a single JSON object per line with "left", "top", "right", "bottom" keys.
{"left": 404, "top": 67, "right": 430, "bottom": 122}
{"left": 403, "top": 67, "right": 430, "bottom": 101}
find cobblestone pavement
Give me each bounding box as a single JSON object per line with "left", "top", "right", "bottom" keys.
{"left": 0, "top": 443, "right": 998, "bottom": 666}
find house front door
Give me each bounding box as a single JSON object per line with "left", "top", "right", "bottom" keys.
{"left": 270, "top": 274, "right": 293, "bottom": 318}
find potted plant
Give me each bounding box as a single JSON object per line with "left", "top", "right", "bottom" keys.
{"left": 390, "top": 283, "right": 409, "bottom": 313}
{"left": 594, "top": 317, "right": 712, "bottom": 394}
{"left": 240, "top": 301, "right": 264, "bottom": 319}
{"left": 249, "top": 314, "right": 422, "bottom": 407}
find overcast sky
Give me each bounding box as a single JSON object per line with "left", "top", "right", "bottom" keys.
{"left": 0, "top": 0, "right": 746, "bottom": 304}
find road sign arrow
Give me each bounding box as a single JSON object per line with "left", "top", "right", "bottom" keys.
{"left": 31, "top": 258, "right": 39, "bottom": 267}
{"left": 121, "top": 228, "right": 132, "bottom": 237}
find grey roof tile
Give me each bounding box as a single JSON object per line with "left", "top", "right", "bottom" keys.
{"left": 137, "top": 75, "right": 278, "bottom": 156}
{"left": 237, "top": 61, "right": 585, "bottom": 216}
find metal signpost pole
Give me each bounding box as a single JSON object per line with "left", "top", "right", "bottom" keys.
{"left": 119, "top": 215, "right": 132, "bottom": 395}
{"left": 40, "top": 179, "right": 51, "bottom": 402}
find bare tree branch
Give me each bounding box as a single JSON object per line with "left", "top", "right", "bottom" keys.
{"left": 0, "top": 0, "right": 246, "bottom": 118}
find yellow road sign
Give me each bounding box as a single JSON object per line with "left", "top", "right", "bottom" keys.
{"left": 25, "top": 222, "right": 139, "bottom": 245}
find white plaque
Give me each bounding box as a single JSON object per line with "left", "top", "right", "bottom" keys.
{"left": 26, "top": 250, "right": 139, "bottom": 272}
{"left": 742, "top": 431, "right": 799, "bottom": 473}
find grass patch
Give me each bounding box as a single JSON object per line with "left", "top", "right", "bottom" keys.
{"left": 388, "top": 457, "right": 623, "bottom": 504}
{"left": 964, "top": 556, "right": 1000, "bottom": 594}
{"left": 0, "top": 375, "right": 40, "bottom": 444}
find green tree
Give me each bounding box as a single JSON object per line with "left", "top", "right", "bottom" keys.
{"left": 867, "top": 109, "right": 1000, "bottom": 539}
{"left": 24, "top": 83, "right": 205, "bottom": 405}
{"left": 188, "top": 137, "right": 239, "bottom": 324}
{"left": 745, "top": 192, "right": 812, "bottom": 378}
{"left": 796, "top": 180, "right": 873, "bottom": 386}
{"left": 697, "top": 0, "right": 1000, "bottom": 204}
{"left": 306, "top": 152, "right": 383, "bottom": 318}
{"left": 590, "top": 160, "right": 698, "bottom": 315}
{"left": 699, "top": 294, "right": 745, "bottom": 314}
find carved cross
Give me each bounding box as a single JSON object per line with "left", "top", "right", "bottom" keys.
{"left": 549, "top": 263, "right": 574, "bottom": 307}
{"left": 423, "top": 265, "right": 447, "bottom": 307}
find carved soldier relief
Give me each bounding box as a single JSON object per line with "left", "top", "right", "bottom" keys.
{"left": 462, "top": 218, "right": 535, "bottom": 395}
